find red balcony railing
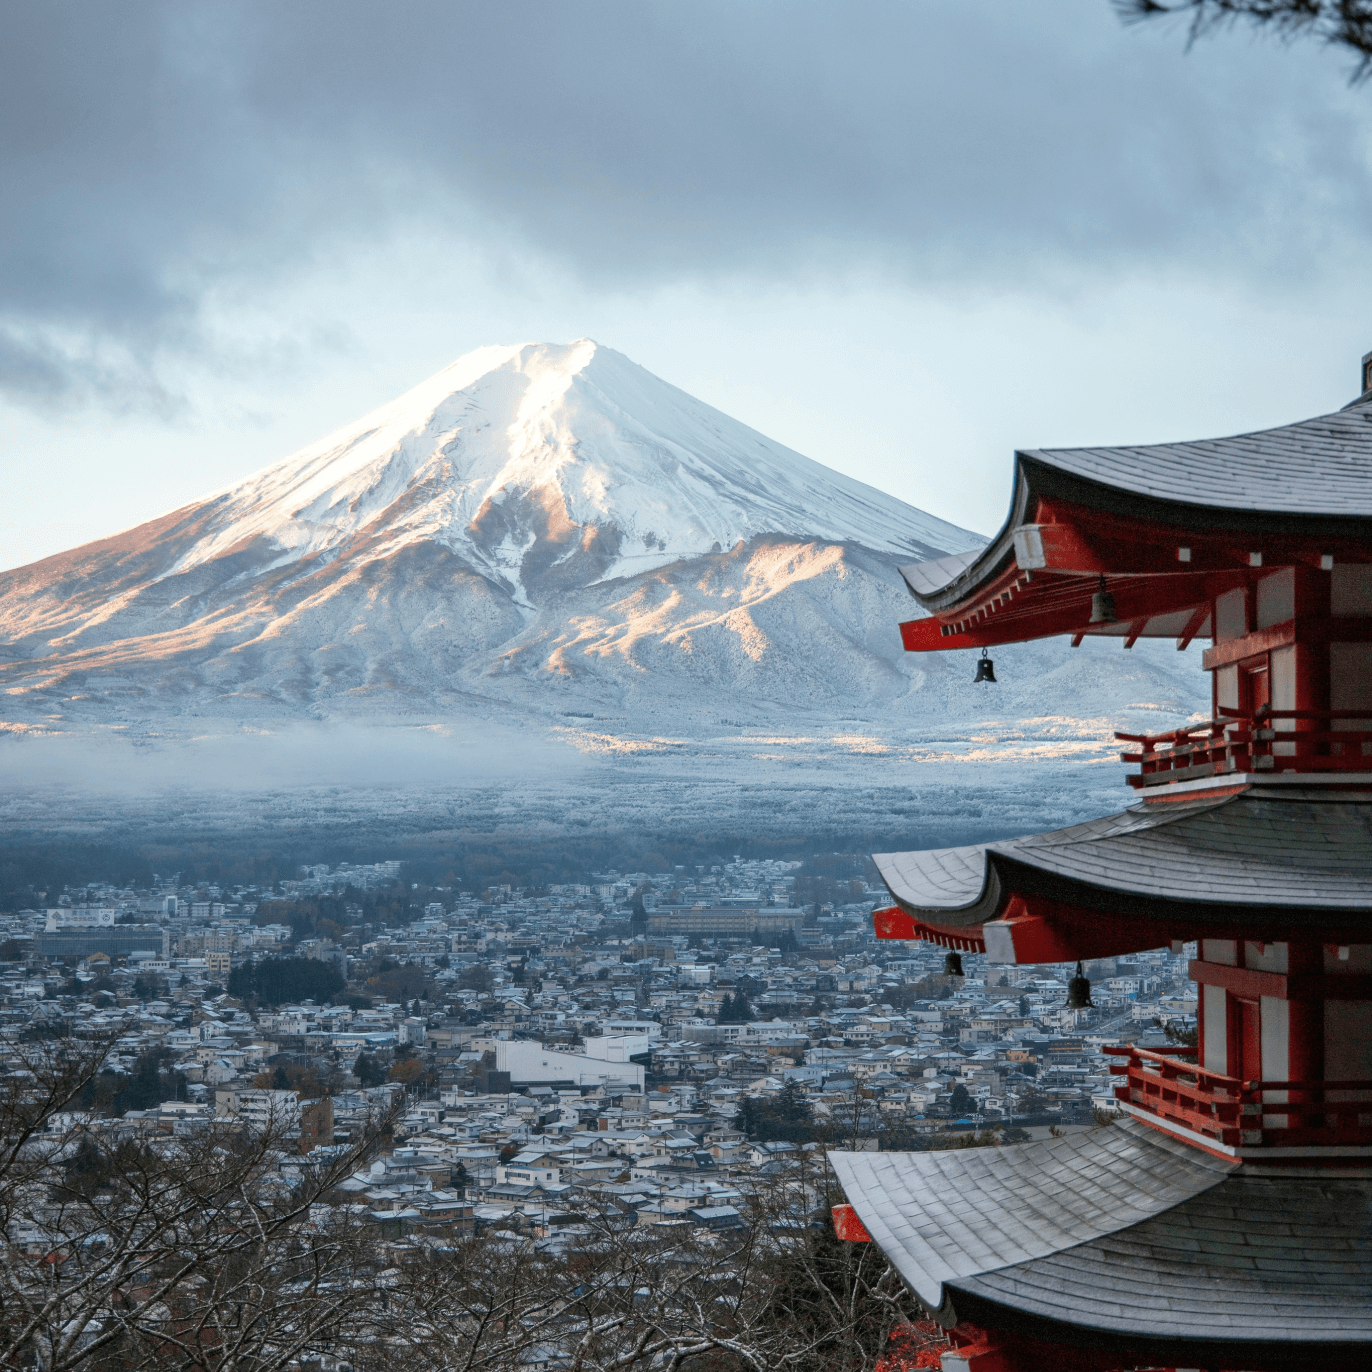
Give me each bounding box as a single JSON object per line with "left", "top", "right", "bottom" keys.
{"left": 1117, "top": 708, "right": 1372, "bottom": 788}
{"left": 1106, "top": 1045, "right": 1372, "bottom": 1150}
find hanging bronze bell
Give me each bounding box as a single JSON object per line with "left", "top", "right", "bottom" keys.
{"left": 973, "top": 648, "right": 996, "bottom": 684}
{"left": 944, "top": 951, "right": 964, "bottom": 977}
{"left": 1066, "top": 961, "right": 1094, "bottom": 1009}
{"left": 1089, "top": 575, "right": 1117, "bottom": 625}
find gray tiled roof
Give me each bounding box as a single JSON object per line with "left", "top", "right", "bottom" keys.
{"left": 1021, "top": 393, "right": 1372, "bottom": 516}
{"left": 830, "top": 1119, "right": 1372, "bottom": 1343}
{"left": 897, "top": 395, "right": 1372, "bottom": 607}
{"left": 830, "top": 1122, "right": 1228, "bottom": 1314}
{"left": 959, "top": 1169, "right": 1372, "bottom": 1341}
{"left": 873, "top": 788, "right": 1372, "bottom": 924}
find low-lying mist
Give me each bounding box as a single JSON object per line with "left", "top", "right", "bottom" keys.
{"left": 0, "top": 718, "right": 587, "bottom": 794}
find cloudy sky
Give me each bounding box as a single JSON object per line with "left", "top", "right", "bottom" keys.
{"left": 5, "top": 0, "right": 1372, "bottom": 570}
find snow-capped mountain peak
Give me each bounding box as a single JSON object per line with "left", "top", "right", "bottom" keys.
{"left": 166, "top": 339, "right": 981, "bottom": 600}
{"left": 0, "top": 340, "right": 1209, "bottom": 848}
{"left": 0, "top": 340, "right": 1015, "bottom": 740}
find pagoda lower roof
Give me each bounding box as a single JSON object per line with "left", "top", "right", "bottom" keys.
{"left": 874, "top": 787, "right": 1372, "bottom": 935}
{"left": 830, "top": 1119, "right": 1372, "bottom": 1358}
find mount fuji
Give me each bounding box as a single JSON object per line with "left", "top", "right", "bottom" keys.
{"left": 0, "top": 341, "right": 1207, "bottom": 845}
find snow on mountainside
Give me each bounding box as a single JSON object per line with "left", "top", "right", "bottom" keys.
{"left": 0, "top": 339, "right": 1208, "bottom": 809}
{"left": 163, "top": 340, "right": 981, "bottom": 599}
{"left": 0, "top": 340, "right": 984, "bottom": 721}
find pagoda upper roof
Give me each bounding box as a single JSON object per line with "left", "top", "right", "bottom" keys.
{"left": 873, "top": 788, "right": 1372, "bottom": 951}
{"left": 830, "top": 1120, "right": 1372, "bottom": 1357}
{"left": 1021, "top": 391, "right": 1372, "bottom": 519}
{"left": 898, "top": 392, "right": 1372, "bottom": 647}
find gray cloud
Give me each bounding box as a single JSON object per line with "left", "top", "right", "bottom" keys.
{"left": 3, "top": 0, "right": 1370, "bottom": 407}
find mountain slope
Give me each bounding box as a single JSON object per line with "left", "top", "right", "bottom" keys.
{"left": 0, "top": 339, "right": 1208, "bottom": 781}
{"left": 0, "top": 341, "right": 986, "bottom": 721}
{"left": 174, "top": 339, "right": 981, "bottom": 588}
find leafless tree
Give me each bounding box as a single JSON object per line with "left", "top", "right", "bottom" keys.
{"left": 361, "top": 1183, "right": 931, "bottom": 1372}
{"left": 0, "top": 1031, "right": 394, "bottom": 1372}
{"left": 1116, "top": 0, "right": 1372, "bottom": 81}
{"left": 1, "top": 1035, "right": 941, "bottom": 1372}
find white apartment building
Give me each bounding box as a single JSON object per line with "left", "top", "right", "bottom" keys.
{"left": 214, "top": 1088, "right": 301, "bottom": 1134}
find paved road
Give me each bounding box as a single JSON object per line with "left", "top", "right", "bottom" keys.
{"left": 1090, "top": 1010, "right": 1137, "bottom": 1040}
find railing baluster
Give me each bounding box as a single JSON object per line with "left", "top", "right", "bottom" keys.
{"left": 1117, "top": 711, "right": 1372, "bottom": 786}
{"left": 1103, "top": 1045, "right": 1372, "bottom": 1150}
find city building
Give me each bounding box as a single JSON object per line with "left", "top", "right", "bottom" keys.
{"left": 45, "top": 907, "right": 118, "bottom": 929}
{"left": 36, "top": 924, "right": 169, "bottom": 959}
{"left": 494, "top": 1039, "right": 645, "bottom": 1090}
{"left": 299, "top": 1096, "right": 334, "bottom": 1153}
{"left": 647, "top": 905, "right": 805, "bottom": 935}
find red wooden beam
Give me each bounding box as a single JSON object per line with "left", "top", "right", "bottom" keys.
{"left": 1202, "top": 615, "right": 1372, "bottom": 670}
{"left": 1188, "top": 960, "right": 1286, "bottom": 999}
{"left": 1012, "top": 521, "right": 1109, "bottom": 574}
{"left": 1028, "top": 494, "right": 1372, "bottom": 575}
{"left": 831, "top": 1204, "right": 871, "bottom": 1242}
{"left": 1189, "top": 959, "right": 1372, "bottom": 1001}
{"left": 1202, "top": 620, "right": 1295, "bottom": 670}
{"left": 894, "top": 485, "right": 1372, "bottom": 654}
{"left": 1176, "top": 603, "right": 1210, "bottom": 651}
{"left": 871, "top": 906, "right": 986, "bottom": 951}
{"left": 878, "top": 898, "right": 1372, "bottom": 967}
{"left": 876, "top": 898, "right": 1168, "bottom": 964}
{"left": 872, "top": 905, "right": 920, "bottom": 939}
{"left": 901, "top": 569, "right": 1239, "bottom": 653}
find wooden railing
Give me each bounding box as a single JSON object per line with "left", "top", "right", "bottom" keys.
{"left": 1117, "top": 708, "right": 1372, "bottom": 788}
{"left": 1105, "top": 1044, "right": 1372, "bottom": 1149}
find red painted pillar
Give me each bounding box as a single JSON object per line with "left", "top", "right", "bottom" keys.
{"left": 1287, "top": 940, "right": 1324, "bottom": 1110}
{"left": 1292, "top": 565, "right": 1331, "bottom": 761}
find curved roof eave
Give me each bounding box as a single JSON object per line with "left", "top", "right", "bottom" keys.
{"left": 897, "top": 460, "right": 1029, "bottom": 611}
{"left": 871, "top": 845, "right": 1003, "bottom": 926}
{"left": 828, "top": 1122, "right": 1232, "bottom": 1320}
{"left": 874, "top": 791, "right": 1372, "bottom": 926}
{"left": 899, "top": 393, "right": 1372, "bottom": 609}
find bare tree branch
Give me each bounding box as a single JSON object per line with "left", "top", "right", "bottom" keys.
{"left": 1115, "top": 0, "right": 1372, "bottom": 81}
{"left": 2, "top": 1044, "right": 940, "bottom": 1372}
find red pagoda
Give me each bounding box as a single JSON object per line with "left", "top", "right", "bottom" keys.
{"left": 829, "top": 357, "right": 1372, "bottom": 1371}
